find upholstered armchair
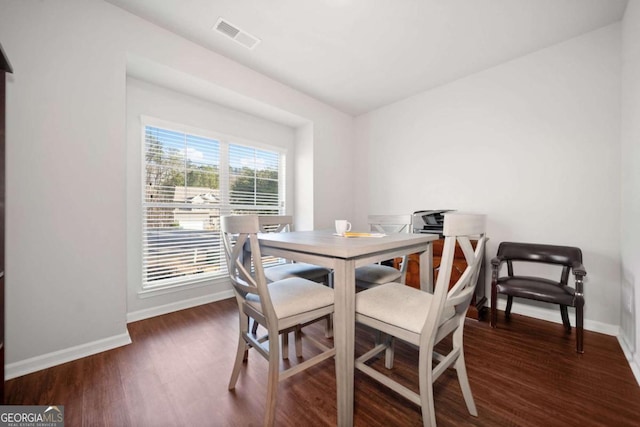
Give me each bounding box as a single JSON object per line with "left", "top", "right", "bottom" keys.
{"left": 490, "top": 242, "right": 587, "bottom": 353}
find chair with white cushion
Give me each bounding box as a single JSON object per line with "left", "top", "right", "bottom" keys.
{"left": 222, "top": 215, "right": 335, "bottom": 427}
{"left": 355, "top": 213, "right": 486, "bottom": 427}
{"left": 253, "top": 215, "right": 334, "bottom": 341}
{"left": 259, "top": 215, "right": 333, "bottom": 286}
{"left": 355, "top": 214, "right": 412, "bottom": 290}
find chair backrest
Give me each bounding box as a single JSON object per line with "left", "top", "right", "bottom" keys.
{"left": 421, "top": 213, "right": 487, "bottom": 342}
{"left": 496, "top": 242, "right": 582, "bottom": 286}
{"left": 368, "top": 214, "right": 412, "bottom": 234}
{"left": 221, "top": 215, "right": 276, "bottom": 324}
{"left": 257, "top": 215, "right": 297, "bottom": 267}
{"left": 258, "top": 215, "right": 293, "bottom": 233}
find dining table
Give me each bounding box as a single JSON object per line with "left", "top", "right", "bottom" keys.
{"left": 258, "top": 229, "right": 440, "bottom": 426}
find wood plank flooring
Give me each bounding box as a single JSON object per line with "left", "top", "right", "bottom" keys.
{"left": 5, "top": 298, "right": 640, "bottom": 426}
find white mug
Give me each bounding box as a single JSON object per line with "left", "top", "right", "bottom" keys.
{"left": 335, "top": 219, "right": 352, "bottom": 235}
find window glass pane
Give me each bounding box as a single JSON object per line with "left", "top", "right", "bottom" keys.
{"left": 145, "top": 127, "right": 186, "bottom": 203}
{"left": 185, "top": 134, "right": 220, "bottom": 203}
{"left": 229, "top": 144, "right": 280, "bottom": 210}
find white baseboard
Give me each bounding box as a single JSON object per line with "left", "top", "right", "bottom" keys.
{"left": 618, "top": 335, "right": 640, "bottom": 387}
{"left": 126, "top": 289, "right": 234, "bottom": 323}
{"left": 5, "top": 332, "right": 132, "bottom": 380}
{"left": 632, "top": 355, "right": 640, "bottom": 387}
{"left": 495, "top": 299, "right": 619, "bottom": 336}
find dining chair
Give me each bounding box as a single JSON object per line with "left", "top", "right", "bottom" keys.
{"left": 253, "top": 215, "right": 334, "bottom": 343}
{"left": 258, "top": 215, "right": 332, "bottom": 286}
{"left": 355, "top": 213, "right": 486, "bottom": 427}
{"left": 355, "top": 214, "right": 412, "bottom": 290}
{"left": 221, "top": 215, "right": 335, "bottom": 427}
{"left": 490, "top": 241, "right": 587, "bottom": 353}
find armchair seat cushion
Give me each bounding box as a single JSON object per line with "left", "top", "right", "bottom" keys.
{"left": 496, "top": 276, "right": 576, "bottom": 306}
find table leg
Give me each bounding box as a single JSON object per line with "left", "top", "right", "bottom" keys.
{"left": 332, "top": 258, "right": 355, "bottom": 426}
{"left": 419, "top": 242, "right": 434, "bottom": 292}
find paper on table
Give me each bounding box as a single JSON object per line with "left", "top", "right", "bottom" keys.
{"left": 335, "top": 232, "right": 386, "bottom": 238}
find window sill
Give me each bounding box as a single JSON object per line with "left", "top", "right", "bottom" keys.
{"left": 137, "top": 275, "right": 230, "bottom": 299}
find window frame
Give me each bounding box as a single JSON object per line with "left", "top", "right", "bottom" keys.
{"left": 139, "top": 116, "right": 287, "bottom": 293}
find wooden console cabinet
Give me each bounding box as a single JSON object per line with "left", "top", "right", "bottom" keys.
{"left": 394, "top": 239, "right": 487, "bottom": 319}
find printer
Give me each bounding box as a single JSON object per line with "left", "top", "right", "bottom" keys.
{"left": 412, "top": 210, "right": 455, "bottom": 235}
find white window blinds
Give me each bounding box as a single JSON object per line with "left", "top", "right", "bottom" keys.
{"left": 142, "top": 123, "right": 284, "bottom": 289}
{"left": 229, "top": 143, "right": 281, "bottom": 212}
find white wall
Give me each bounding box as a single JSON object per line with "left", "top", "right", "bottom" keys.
{"left": 0, "top": 0, "right": 131, "bottom": 376}
{"left": 0, "top": 0, "right": 353, "bottom": 375}
{"left": 621, "top": 0, "right": 640, "bottom": 380}
{"left": 355, "top": 24, "right": 622, "bottom": 329}
{"left": 125, "top": 77, "right": 295, "bottom": 317}
{"left": 294, "top": 122, "right": 315, "bottom": 231}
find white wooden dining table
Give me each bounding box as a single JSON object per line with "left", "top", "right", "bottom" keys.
{"left": 258, "top": 229, "right": 439, "bottom": 426}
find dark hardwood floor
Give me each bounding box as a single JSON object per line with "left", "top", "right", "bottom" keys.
{"left": 5, "top": 298, "right": 640, "bottom": 426}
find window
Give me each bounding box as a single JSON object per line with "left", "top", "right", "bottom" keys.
{"left": 142, "top": 120, "right": 285, "bottom": 290}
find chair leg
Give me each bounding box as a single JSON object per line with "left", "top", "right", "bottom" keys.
{"left": 418, "top": 344, "right": 436, "bottom": 427}
{"left": 295, "top": 326, "right": 303, "bottom": 358}
{"left": 244, "top": 317, "right": 252, "bottom": 361}
{"left": 490, "top": 284, "right": 498, "bottom": 327}
{"left": 281, "top": 332, "right": 289, "bottom": 360}
{"left": 373, "top": 331, "right": 395, "bottom": 368}
{"left": 576, "top": 303, "right": 584, "bottom": 354}
{"left": 229, "top": 314, "right": 250, "bottom": 390}
{"left": 265, "top": 328, "right": 280, "bottom": 427}
{"left": 251, "top": 318, "right": 259, "bottom": 335}
{"left": 560, "top": 305, "right": 571, "bottom": 333}
{"left": 324, "top": 314, "right": 333, "bottom": 338}
{"left": 384, "top": 335, "right": 395, "bottom": 370}
{"left": 452, "top": 330, "right": 477, "bottom": 416}
{"left": 505, "top": 296, "right": 513, "bottom": 320}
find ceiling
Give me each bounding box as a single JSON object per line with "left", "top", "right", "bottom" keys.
{"left": 106, "top": 0, "right": 629, "bottom": 116}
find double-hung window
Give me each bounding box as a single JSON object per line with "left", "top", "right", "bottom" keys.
{"left": 142, "top": 119, "right": 285, "bottom": 290}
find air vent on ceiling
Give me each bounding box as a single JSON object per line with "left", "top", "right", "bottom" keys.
{"left": 214, "top": 18, "right": 261, "bottom": 50}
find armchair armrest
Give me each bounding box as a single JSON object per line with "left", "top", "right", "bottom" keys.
{"left": 572, "top": 262, "right": 587, "bottom": 278}
{"left": 490, "top": 256, "right": 505, "bottom": 284}
{"left": 571, "top": 262, "right": 586, "bottom": 297}
{"left": 490, "top": 256, "right": 504, "bottom": 268}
